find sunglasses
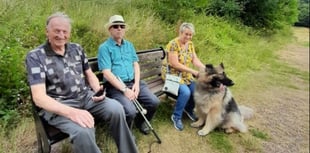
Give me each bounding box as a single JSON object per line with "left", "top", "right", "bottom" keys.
{"left": 111, "top": 25, "right": 126, "bottom": 29}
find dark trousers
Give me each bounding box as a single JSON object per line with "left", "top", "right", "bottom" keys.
{"left": 42, "top": 90, "right": 138, "bottom": 153}
{"left": 105, "top": 80, "right": 160, "bottom": 128}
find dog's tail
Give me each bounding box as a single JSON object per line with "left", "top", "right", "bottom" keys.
{"left": 239, "top": 105, "right": 254, "bottom": 120}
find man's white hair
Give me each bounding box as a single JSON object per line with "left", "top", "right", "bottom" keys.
{"left": 46, "top": 12, "right": 72, "bottom": 29}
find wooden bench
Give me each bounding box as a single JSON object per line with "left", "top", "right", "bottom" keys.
{"left": 31, "top": 47, "right": 168, "bottom": 153}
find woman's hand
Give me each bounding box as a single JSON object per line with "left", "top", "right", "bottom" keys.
{"left": 192, "top": 70, "right": 199, "bottom": 78}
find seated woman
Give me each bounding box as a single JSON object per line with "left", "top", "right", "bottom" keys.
{"left": 161, "top": 22, "right": 205, "bottom": 131}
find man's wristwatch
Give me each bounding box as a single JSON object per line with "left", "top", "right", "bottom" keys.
{"left": 121, "top": 86, "right": 128, "bottom": 93}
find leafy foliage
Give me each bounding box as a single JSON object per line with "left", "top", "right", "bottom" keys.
{"left": 151, "top": 0, "right": 300, "bottom": 33}
{"left": 205, "top": 0, "right": 246, "bottom": 19}
{"left": 151, "top": 0, "right": 202, "bottom": 24}
{"left": 241, "top": 0, "right": 298, "bottom": 32}
{"left": 295, "top": 0, "right": 309, "bottom": 27}
{"left": 204, "top": 0, "right": 298, "bottom": 33}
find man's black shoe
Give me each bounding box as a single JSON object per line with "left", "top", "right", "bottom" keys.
{"left": 138, "top": 122, "right": 150, "bottom": 135}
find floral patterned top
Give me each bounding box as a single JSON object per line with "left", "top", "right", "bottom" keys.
{"left": 161, "top": 37, "right": 195, "bottom": 85}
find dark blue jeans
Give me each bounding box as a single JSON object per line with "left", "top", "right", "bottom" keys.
{"left": 105, "top": 80, "right": 160, "bottom": 127}
{"left": 173, "top": 81, "right": 196, "bottom": 119}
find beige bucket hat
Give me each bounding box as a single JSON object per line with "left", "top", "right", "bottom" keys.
{"left": 105, "top": 15, "right": 126, "bottom": 29}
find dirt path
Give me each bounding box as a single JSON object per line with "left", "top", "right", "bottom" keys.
{"left": 255, "top": 27, "right": 309, "bottom": 153}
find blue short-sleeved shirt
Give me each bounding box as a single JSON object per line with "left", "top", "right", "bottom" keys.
{"left": 97, "top": 37, "right": 139, "bottom": 82}
{"left": 25, "top": 42, "right": 90, "bottom": 100}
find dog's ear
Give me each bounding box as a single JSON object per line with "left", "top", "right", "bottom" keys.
{"left": 205, "top": 64, "right": 213, "bottom": 68}
{"left": 205, "top": 64, "right": 214, "bottom": 73}
{"left": 205, "top": 64, "right": 213, "bottom": 71}
{"left": 220, "top": 63, "right": 225, "bottom": 69}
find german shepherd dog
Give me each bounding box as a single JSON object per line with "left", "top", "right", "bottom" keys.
{"left": 191, "top": 63, "right": 253, "bottom": 136}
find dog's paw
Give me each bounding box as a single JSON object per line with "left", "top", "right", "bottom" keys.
{"left": 191, "top": 121, "right": 203, "bottom": 128}
{"left": 197, "top": 130, "right": 209, "bottom": 136}
{"left": 225, "top": 128, "right": 235, "bottom": 134}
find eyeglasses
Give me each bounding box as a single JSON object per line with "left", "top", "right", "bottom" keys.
{"left": 111, "top": 25, "right": 125, "bottom": 29}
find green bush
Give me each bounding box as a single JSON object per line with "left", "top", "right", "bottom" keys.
{"left": 152, "top": 0, "right": 198, "bottom": 24}
{"left": 241, "top": 0, "right": 298, "bottom": 32}
{"left": 204, "top": 0, "right": 299, "bottom": 33}
{"left": 0, "top": 44, "right": 27, "bottom": 129}
{"left": 295, "top": 0, "right": 309, "bottom": 27}
{"left": 205, "top": 0, "right": 244, "bottom": 19}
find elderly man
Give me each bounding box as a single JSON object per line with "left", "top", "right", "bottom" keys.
{"left": 97, "top": 15, "right": 160, "bottom": 135}
{"left": 25, "top": 12, "right": 138, "bottom": 153}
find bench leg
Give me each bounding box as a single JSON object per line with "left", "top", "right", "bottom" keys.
{"left": 36, "top": 133, "right": 51, "bottom": 153}
{"left": 37, "top": 135, "right": 43, "bottom": 153}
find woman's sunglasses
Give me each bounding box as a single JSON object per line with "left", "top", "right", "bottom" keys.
{"left": 112, "top": 25, "right": 126, "bottom": 29}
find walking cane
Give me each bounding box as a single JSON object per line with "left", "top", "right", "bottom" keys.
{"left": 117, "top": 77, "right": 162, "bottom": 144}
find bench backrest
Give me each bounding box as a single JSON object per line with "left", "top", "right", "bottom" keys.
{"left": 88, "top": 47, "right": 166, "bottom": 96}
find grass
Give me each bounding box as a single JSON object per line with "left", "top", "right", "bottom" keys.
{"left": 250, "top": 129, "right": 269, "bottom": 140}
{"left": 208, "top": 132, "right": 234, "bottom": 153}
{"left": 0, "top": 118, "right": 37, "bottom": 153}
{"left": 292, "top": 27, "right": 310, "bottom": 46}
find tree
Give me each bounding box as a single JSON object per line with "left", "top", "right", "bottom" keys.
{"left": 204, "top": 0, "right": 299, "bottom": 31}
{"left": 295, "top": 0, "right": 309, "bottom": 27}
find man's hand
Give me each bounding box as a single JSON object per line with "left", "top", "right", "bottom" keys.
{"left": 67, "top": 108, "right": 94, "bottom": 128}
{"left": 131, "top": 82, "right": 140, "bottom": 97}
{"left": 92, "top": 86, "right": 106, "bottom": 102}
{"left": 92, "top": 94, "right": 105, "bottom": 102}
{"left": 124, "top": 88, "right": 136, "bottom": 101}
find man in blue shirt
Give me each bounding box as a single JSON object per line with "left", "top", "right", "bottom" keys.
{"left": 98, "top": 15, "right": 160, "bottom": 135}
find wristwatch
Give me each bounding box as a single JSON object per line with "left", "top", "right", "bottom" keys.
{"left": 121, "top": 86, "right": 128, "bottom": 93}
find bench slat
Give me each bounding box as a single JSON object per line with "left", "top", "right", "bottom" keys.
{"left": 138, "top": 53, "right": 164, "bottom": 62}
{"left": 141, "top": 68, "right": 161, "bottom": 80}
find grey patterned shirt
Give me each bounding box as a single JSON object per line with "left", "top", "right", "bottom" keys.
{"left": 25, "top": 42, "right": 90, "bottom": 100}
